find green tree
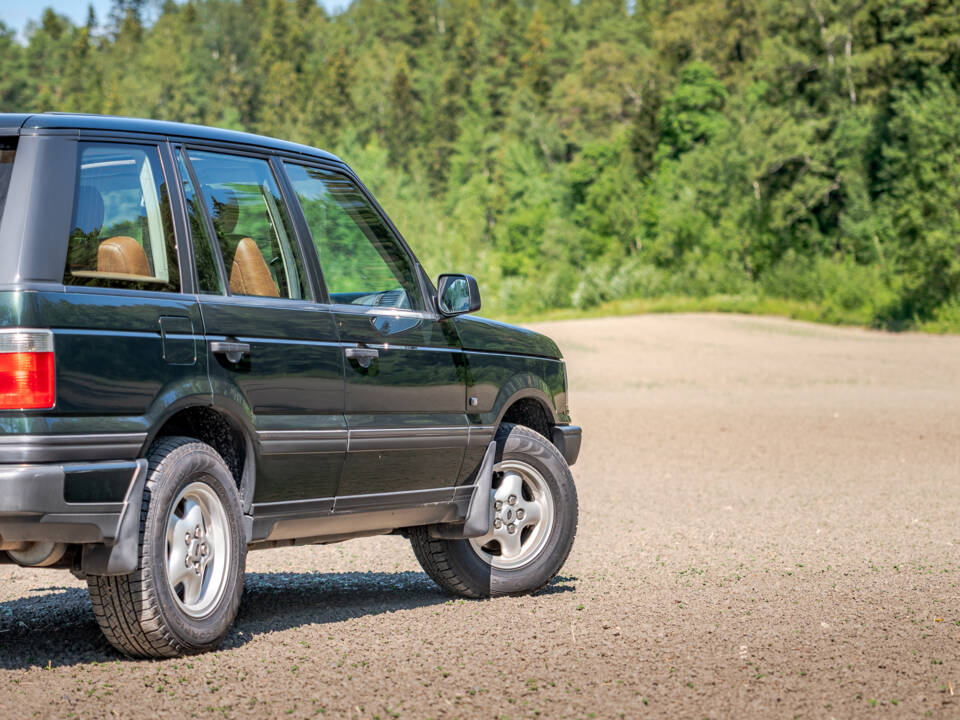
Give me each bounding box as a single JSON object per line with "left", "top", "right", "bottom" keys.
{"left": 878, "top": 73, "right": 960, "bottom": 321}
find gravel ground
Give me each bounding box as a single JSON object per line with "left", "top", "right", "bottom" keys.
{"left": 2, "top": 313, "right": 959, "bottom": 719}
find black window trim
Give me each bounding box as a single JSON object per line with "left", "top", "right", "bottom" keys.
{"left": 161, "top": 139, "right": 200, "bottom": 297}
{"left": 62, "top": 135, "right": 190, "bottom": 297}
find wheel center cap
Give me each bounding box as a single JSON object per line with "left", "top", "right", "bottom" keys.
{"left": 186, "top": 533, "right": 209, "bottom": 570}
{"left": 502, "top": 507, "right": 514, "bottom": 522}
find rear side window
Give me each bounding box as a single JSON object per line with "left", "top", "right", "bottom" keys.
{"left": 185, "top": 150, "right": 307, "bottom": 300}
{"left": 64, "top": 143, "right": 179, "bottom": 292}
{"left": 0, "top": 138, "right": 16, "bottom": 224}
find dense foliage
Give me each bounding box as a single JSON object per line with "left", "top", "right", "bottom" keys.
{"left": 2, "top": 0, "right": 960, "bottom": 328}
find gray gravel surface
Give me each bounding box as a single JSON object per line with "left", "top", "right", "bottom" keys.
{"left": 2, "top": 313, "right": 959, "bottom": 719}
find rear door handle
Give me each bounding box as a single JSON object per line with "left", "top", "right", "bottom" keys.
{"left": 344, "top": 346, "right": 379, "bottom": 368}
{"left": 210, "top": 340, "right": 251, "bottom": 363}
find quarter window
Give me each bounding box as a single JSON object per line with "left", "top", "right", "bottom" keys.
{"left": 0, "top": 138, "right": 16, "bottom": 225}
{"left": 284, "top": 163, "right": 422, "bottom": 310}
{"left": 64, "top": 143, "right": 179, "bottom": 291}
{"left": 186, "top": 150, "right": 307, "bottom": 300}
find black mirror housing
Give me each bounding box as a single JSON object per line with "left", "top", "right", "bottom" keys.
{"left": 436, "top": 273, "right": 481, "bottom": 316}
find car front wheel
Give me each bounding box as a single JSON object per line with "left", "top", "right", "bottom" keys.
{"left": 410, "top": 423, "right": 578, "bottom": 597}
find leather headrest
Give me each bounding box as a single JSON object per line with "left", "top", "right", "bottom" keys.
{"left": 97, "top": 236, "right": 152, "bottom": 277}
{"left": 212, "top": 188, "right": 240, "bottom": 236}
{"left": 229, "top": 237, "right": 279, "bottom": 297}
{"left": 74, "top": 185, "right": 104, "bottom": 235}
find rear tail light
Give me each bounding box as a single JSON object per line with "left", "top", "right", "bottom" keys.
{"left": 0, "top": 329, "right": 55, "bottom": 410}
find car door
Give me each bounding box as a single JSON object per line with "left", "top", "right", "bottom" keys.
{"left": 281, "top": 161, "right": 467, "bottom": 508}
{"left": 175, "top": 147, "right": 345, "bottom": 508}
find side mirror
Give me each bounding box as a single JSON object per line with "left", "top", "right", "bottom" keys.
{"left": 436, "top": 273, "right": 481, "bottom": 316}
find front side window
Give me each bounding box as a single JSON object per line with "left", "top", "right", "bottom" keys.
{"left": 64, "top": 143, "right": 179, "bottom": 291}
{"left": 284, "top": 163, "right": 423, "bottom": 310}
{"left": 186, "top": 150, "right": 307, "bottom": 300}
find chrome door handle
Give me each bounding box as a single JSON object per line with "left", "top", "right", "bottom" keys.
{"left": 210, "top": 340, "right": 251, "bottom": 363}
{"left": 344, "top": 346, "right": 379, "bottom": 368}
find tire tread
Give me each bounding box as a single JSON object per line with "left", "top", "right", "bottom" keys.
{"left": 409, "top": 528, "right": 483, "bottom": 598}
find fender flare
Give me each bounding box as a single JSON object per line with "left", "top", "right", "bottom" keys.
{"left": 139, "top": 385, "right": 259, "bottom": 516}
{"left": 490, "top": 374, "right": 560, "bottom": 429}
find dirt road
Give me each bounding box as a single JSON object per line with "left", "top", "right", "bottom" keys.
{"left": 2, "top": 313, "right": 959, "bottom": 719}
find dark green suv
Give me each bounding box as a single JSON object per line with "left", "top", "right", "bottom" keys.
{"left": 0, "top": 113, "right": 580, "bottom": 658}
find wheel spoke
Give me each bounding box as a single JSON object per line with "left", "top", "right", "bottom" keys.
{"left": 181, "top": 500, "right": 204, "bottom": 536}
{"left": 202, "top": 536, "right": 214, "bottom": 566}
{"left": 494, "top": 472, "right": 523, "bottom": 503}
{"left": 166, "top": 511, "right": 182, "bottom": 550}
{"left": 519, "top": 500, "right": 542, "bottom": 527}
{"left": 474, "top": 529, "right": 497, "bottom": 547}
{"left": 167, "top": 544, "right": 192, "bottom": 590}
{"left": 498, "top": 529, "right": 523, "bottom": 559}
{"left": 180, "top": 568, "right": 203, "bottom": 606}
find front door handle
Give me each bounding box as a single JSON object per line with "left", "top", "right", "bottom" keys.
{"left": 344, "top": 346, "right": 379, "bottom": 368}
{"left": 210, "top": 340, "right": 251, "bottom": 364}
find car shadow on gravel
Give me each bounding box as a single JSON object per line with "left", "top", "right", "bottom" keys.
{"left": 0, "top": 571, "right": 576, "bottom": 669}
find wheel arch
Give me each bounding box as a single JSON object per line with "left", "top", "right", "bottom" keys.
{"left": 495, "top": 388, "right": 557, "bottom": 440}
{"left": 141, "top": 397, "right": 257, "bottom": 515}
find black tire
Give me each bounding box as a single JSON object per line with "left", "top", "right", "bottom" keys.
{"left": 410, "top": 423, "right": 578, "bottom": 598}
{"left": 87, "top": 437, "right": 246, "bottom": 658}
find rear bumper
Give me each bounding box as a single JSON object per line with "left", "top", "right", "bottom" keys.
{"left": 0, "top": 459, "right": 147, "bottom": 574}
{"left": 551, "top": 425, "right": 582, "bottom": 466}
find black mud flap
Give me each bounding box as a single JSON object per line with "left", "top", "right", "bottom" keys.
{"left": 430, "top": 441, "right": 496, "bottom": 540}
{"left": 80, "top": 458, "right": 148, "bottom": 576}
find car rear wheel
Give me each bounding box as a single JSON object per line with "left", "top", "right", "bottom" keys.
{"left": 409, "top": 423, "right": 578, "bottom": 597}
{"left": 87, "top": 437, "right": 246, "bottom": 658}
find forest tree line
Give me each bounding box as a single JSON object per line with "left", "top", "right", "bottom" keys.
{"left": 2, "top": 0, "right": 960, "bottom": 328}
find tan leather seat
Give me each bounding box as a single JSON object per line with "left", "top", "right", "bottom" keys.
{"left": 97, "top": 236, "right": 151, "bottom": 277}
{"left": 229, "top": 237, "right": 279, "bottom": 297}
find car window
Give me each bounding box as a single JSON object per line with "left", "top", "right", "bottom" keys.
{"left": 0, "top": 138, "right": 16, "bottom": 225}
{"left": 64, "top": 142, "right": 179, "bottom": 291}
{"left": 284, "top": 163, "right": 422, "bottom": 310}
{"left": 186, "top": 149, "right": 307, "bottom": 300}
{"left": 175, "top": 149, "right": 224, "bottom": 295}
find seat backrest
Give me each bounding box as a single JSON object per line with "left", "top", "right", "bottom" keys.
{"left": 75, "top": 185, "right": 105, "bottom": 236}
{"left": 97, "top": 236, "right": 151, "bottom": 277}
{"left": 229, "top": 237, "right": 279, "bottom": 297}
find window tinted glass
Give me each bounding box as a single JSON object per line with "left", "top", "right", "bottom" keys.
{"left": 0, "top": 138, "right": 16, "bottom": 224}
{"left": 64, "top": 143, "right": 179, "bottom": 291}
{"left": 186, "top": 150, "right": 307, "bottom": 300}
{"left": 284, "top": 163, "right": 422, "bottom": 310}
{"left": 176, "top": 149, "right": 223, "bottom": 294}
